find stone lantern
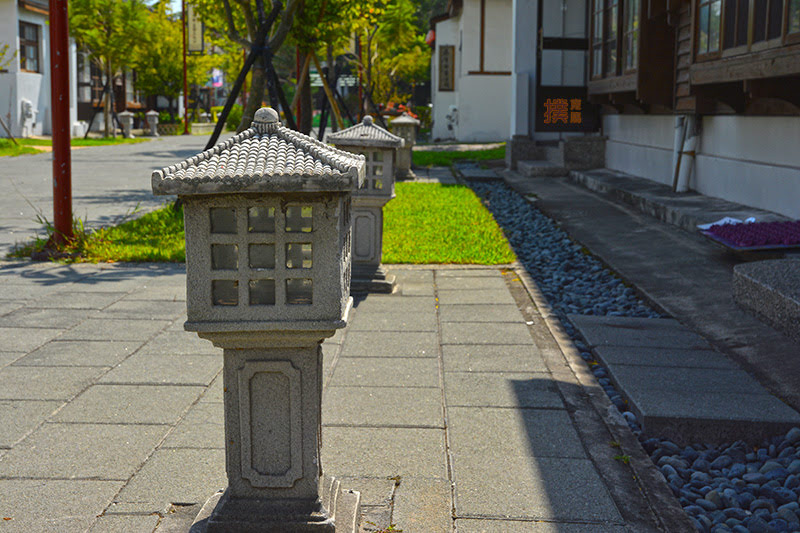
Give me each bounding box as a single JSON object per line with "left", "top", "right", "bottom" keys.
{"left": 145, "top": 109, "right": 159, "bottom": 137}
{"left": 390, "top": 112, "right": 420, "bottom": 179}
{"left": 118, "top": 110, "right": 134, "bottom": 138}
{"left": 151, "top": 107, "right": 365, "bottom": 532}
{"left": 327, "top": 115, "right": 403, "bottom": 293}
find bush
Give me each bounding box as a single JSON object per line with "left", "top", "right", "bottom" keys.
{"left": 415, "top": 106, "right": 432, "bottom": 129}
{"left": 225, "top": 105, "right": 243, "bottom": 132}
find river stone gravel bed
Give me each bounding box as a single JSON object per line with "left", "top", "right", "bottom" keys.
{"left": 468, "top": 179, "right": 800, "bottom": 533}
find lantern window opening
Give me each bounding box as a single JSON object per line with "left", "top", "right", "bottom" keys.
{"left": 285, "top": 205, "right": 313, "bottom": 233}
{"left": 212, "top": 279, "right": 239, "bottom": 306}
{"left": 249, "top": 243, "right": 276, "bottom": 270}
{"left": 249, "top": 279, "right": 276, "bottom": 306}
{"left": 286, "top": 243, "right": 313, "bottom": 269}
{"left": 248, "top": 206, "right": 276, "bottom": 233}
{"left": 210, "top": 207, "right": 237, "bottom": 234}
{"left": 286, "top": 278, "right": 313, "bottom": 305}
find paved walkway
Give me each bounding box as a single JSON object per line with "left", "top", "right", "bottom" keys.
{"left": 0, "top": 260, "right": 690, "bottom": 532}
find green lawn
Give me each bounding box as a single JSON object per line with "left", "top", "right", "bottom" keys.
{"left": 8, "top": 183, "right": 515, "bottom": 265}
{"left": 0, "top": 137, "right": 150, "bottom": 157}
{"left": 0, "top": 140, "right": 43, "bottom": 157}
{"left": 412, "top": 145, "right": 505, "bottom": 168}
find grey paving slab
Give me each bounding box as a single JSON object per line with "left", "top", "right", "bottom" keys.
{"left": 455, "top": 519, "right": 628, "bottom": 532}
{"left": 444, "top": 372, "right": 562, "bottom": 408}
{"left": 609, "top": 365, "right": 774, "bottom": 394}
{"left": 0, "top": 301, "right": 24, "bottom": 316}
{"left": 161, "top": 401, "right": 225, "bottom": 449}
{"left": 352, "top": 296, "right": 436, "bottom": 315}
{"left": 53, "top": 384, "right": 204, "bottom": 424}
{"left": 438, "top": 304, "right": 523, "bottom": 323}
{"left": 99, "top": 352, "right": 222, "bottom": 386}
{"left": 452, "top": 454, "right": 622, "bottom": 522}
{"left": 0, "top": 283, "right": 67, "bottom": 300}
{"left": 0, "top": 479, "right": 125, "bottom": 533}
{"left": 631, "top": 390, "right": 800, "bottom": 423}
{"left": 125, "top": 284, "right": 186, "bottom": 301}
{"left": 138, "top": 331, "right": 220, "bottom": 355}
{"left": 115, "top": 448, "right": 227, "bottom": 510}
{"left": 0, "top": 351, "right": 24, "bottom": 369}
{"left": 436, "top": 275, "right": 508, "bottom": 290}
{"left": 199, "top": 375, "right": 223, "bottom": 403}
{"left": 448, "top": 407, "right": 584, "bottom": 459}
{"left": 87, "top": 514, "right": 160, "bottom": 533}
{"left": 437, "top": 289, "right": 518, "bottom": 306}
{"left": 441, "top": 344, "right": 549, "bottom": 373}
{"left": 167, "top": 316, "right": 190, "bottom": 331}
{"left": 436, "top": 269, "right": 500, "bottom": 277}
{"left": 593, "top": 345, "right": 738, "bottom": 369}
{"left": 0, "top": 400, "right": 62, "bottom": 448}
{"left": 322, "top": 426, "right": 448, "bottom": 479}
{"left": 58, "top": 318, "right": 171, "bottom": 341}
{"left": 392, "top": 478, "right": 453, "bottom": 533}
{"left": 29, "top": 290, "right": 128, "bottom": 309}
{"left": 322, "top": 342, "right": 338, "bottom": 381}
{"left": 322, "top": 386, "right": 443, "bottom": 427}
{"left": 568, "top": 315, "right": 711, "bottom": 349}
{"left": 98, "top": 299, "right": 186, "bottom": 319}
{"left": 0, "top": 307, "right": 93, "bottom": 329}
{"left": 440, "top": 321, "right": 534, "bottom": 345}
{"left": 389, "top": 269, "right": 434, "bottom": 284}
{"left": 0, "top": 365, "right": 108, "bottom": 400}
{"left": 14, "top": 340, "right": 144, "bottom": 367}
{"left": 334, "top": 476, "right": 396, "bottom": 507}
{"left": 328, "top": 357, "right": 440, "bottom": 388}
{"left": 340, "top": 331, "right": 438, "bottom": 358}
{"left": 0, "top": 326, "right": 64, "bottom": 352}
{"left": 0, "top": 422, "right": 167, "bottom": 479}
{"left": 348, "top": 307, "right": 438, "bottom": 332}
{"left": 397, "top": 282, "right": 435, "bottom": 296}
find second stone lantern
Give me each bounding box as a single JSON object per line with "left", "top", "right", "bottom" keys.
{"left": 152, "top": 107, "right": 365, "bottom": 532}
{"left": 327, "top": 116, "right": 404, "bottom": 293}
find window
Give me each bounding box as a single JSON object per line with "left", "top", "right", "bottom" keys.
{"left": 592, "top": 0, "right": 604, "bottom": 77}
{"left": 698, "top": 0, "right": 722, "bottom": 56}
{"left": 604, "top": 0, "right": 619, "bottom": 75}
{"left": 623, "top": 0, "right": 640, "bottom": 71}
{"left": 19, "top": 22, "right": 40, "bottom": 73}
{"left": 789, "top": 0, "right": 800, "bottom": 36}
{"left": 439, "top": 45, "right": 455, "bottom": 91}
{"left": 699, "top": 0, "right": 800, "bottom": 57}
{"left": 591, "top": 0, "right": 640, "bottom": 78}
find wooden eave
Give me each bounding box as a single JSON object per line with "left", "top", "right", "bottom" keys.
{"left": 690, "top": 43, "right": 800, "bottom": 85}
{"left": 18, "top": 0, "right": 48, "bottom": 16}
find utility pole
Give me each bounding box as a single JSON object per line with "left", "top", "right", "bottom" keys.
{"left": 49, "top": 0, "right": 73, "bottom": 245}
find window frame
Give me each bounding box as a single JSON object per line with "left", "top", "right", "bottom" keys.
{"left": 18, "top": 21, "right": 41, "bottom": 73}
{"left": 786, "top": 0, "right": 800, "bottom": 43}
{"left": 590, "top": 0, "right": 641, "bottom": 79}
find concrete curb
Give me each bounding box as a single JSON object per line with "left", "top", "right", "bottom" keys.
{"left": 511, "top": 265, "right": 695, "bottom": 532}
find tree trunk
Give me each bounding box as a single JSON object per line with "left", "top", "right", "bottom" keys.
{"left": 299, "top": 66, "right": 312, "bottom": 135}
{"left": 327, "top": 44, "right": 337, "bottom": 133}
{"left": 104, "top": 63, "right": 111, "bottom": 137}
{"left": 239, "top": 55, "right": 267, "bottom": 133}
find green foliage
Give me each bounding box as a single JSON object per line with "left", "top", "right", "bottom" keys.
{"left": 0, "top": 139, "right": 43, "bottom": 157}
{"left": 225, "top": 105, "right": 243, "bottom": 131}
{"left": 412, "top": 146, "right": 506, "bottom": 168}
{"left": 382, "top": 183, "right": 516, "bottom": 264}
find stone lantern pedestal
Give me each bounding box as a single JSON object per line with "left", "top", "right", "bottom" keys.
{"left": 390, "top": 113, "right": 420, "bottom": 179}
{"left": 145, "top": 110, "right": 159, "bottom": 137}
{"left": 152, "top": 107, "right": 365, "bottom": 532}
{"left": 328, "top": 116, "right": 404, "bottom": 293}
{"left": 118, "top": 110, "right": 135, "bottom": 138}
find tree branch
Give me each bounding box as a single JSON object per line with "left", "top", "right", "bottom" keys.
{"left": 268, "top": 0, "right": 300, "bottom": 50}
{"left": 222, "top": 0, "right": 251, "bottom": 47}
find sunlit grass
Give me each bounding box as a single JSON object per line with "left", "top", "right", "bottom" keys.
{"left": 412, "top": 145, "right": 505, "bottom": 168}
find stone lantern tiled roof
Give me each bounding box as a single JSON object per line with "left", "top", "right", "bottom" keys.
{"left": 327, "top": 116, "right": 405, "bottom": 148}
{"left": 152, "top": 107, "right": 365, "bottom": 196}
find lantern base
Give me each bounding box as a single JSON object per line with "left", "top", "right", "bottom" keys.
{"left": 350, "top": 264, "right": 396, "bottom": 294}
{"left": 190, "top": 475, "right": 360, "bottom": 533}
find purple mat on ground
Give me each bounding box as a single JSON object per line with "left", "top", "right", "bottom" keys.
{"left": 701, "top": 221, "right": 800, "bottom": 250}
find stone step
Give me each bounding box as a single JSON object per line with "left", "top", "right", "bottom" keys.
{"left": 568, "top": 314, "right": 800, "bottom": 445}
{"left": 734, "top": 259, "right": 800, "bottom": 343}
{"left": 517, "top": 160, "right": 569, "bottom": 178}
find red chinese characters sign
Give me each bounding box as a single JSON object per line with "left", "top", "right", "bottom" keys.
{"left": 535, "top": 86, "right": 598, "bottom": 133}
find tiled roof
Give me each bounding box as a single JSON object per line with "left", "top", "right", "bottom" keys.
{"left": 327, "top": 116, "right": 404, "bottom": 148}
{"left": 391, "top": 112, "right": 420, "bottom": 126}
{"left": 152, "top": 107, "right": 365, "bottom": 195}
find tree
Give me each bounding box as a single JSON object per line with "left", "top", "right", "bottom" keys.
{"left": 135, "top": 1, "right": 215, "bottom": 121}
{"left": 70, "top": 0, "right": 149, "bottom": 136}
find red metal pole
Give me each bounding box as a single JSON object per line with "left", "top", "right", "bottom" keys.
{"left": 49, "top": 0, "right": 73, "bottom": 245}
{"left": 356, "top": 34, "right": 363, "bottom": 121}
{"left": 182, "top": 0, "right": 189, "bottom": 135}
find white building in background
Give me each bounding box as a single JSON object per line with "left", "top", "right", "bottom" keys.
{"left": 430, "top": 0, "right": 513, "bottom": 142}
{"left": 0, "top": 0, "right": 79, "bottom": 138}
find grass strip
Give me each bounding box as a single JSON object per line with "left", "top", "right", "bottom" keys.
{"left": 412, "top": 146, "right": 505, "bottom": 168}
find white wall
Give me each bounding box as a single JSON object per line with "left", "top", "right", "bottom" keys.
{"left": 457, "top": 75, "right": 513, "bottom": 141}
{"left": 604, "top": 114, "right": 800, "bottom": 219}
{"left": 0, "top": 0, "right": 19, "bottom": 137}
{"left": 510, "top": 0, "right": 537, "bottom": 138}
{"left": 17, "top": 8, "right": 50, "bottom": 136}
{"left": 431, "top": 17, "right": 459, "bottom": 141}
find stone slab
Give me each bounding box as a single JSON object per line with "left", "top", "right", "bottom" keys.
{"left": 322, "top": 426, "right": 447, "bottom": 479}
{"left": 322, "top": 386, "right": 443, "bottom": 428}
{"left": 436, "top": 269, "right": 501, "bottom": 277}
{"left": 441, "top": 345, "right": 549, "bottom": 373}
{"left": 53, "top": 384, "right": 204, "bottom": 424}
{"left": 451, "top": 454, "right": 621, "bottom": 522}
{"left": 199, "top": 376, "right": 224, "bottom": 403}
{"left": 455, "top": 519, "right": 628, "bottom": 532}
{"left": 137, "top": 331, "right": 221, "bottom": 355}
{"left": 448, "top": 407, "right": 584, "bottom": 459}
{"left": 333, "top": 476, "right": 396, "bottom": 507}
{"left": 0, "top": 422, "right": 167, "bottom": 479}
{"left": 116, "top": 448, "right": 227, "bottom": 510}
{"left": 0, "top": 479, "right": 124, "bottom": 533}
{"left": 99, "top": 352, "right": 222, "bottom": 386}
{"left": 0, "top": 284, "right": 66, "bottom": 300}
{"left": 29, "top": 291, "right": 128, "bottom": 309}
{"left": 592, "top": 345, "right": 737, "bottom": 369}
{"left": 396, "top": 282, "right": 435, "bottom": 296}
{"left": 351, "top": 296, "right": 436, "bottom": 315}
{"left": 733, "top": 259, "right": 800, "bottom": 343}
{"left": 436, "top": 276, "right": 508, "bottom": 290}
{"left": 348, "top": 308, "right": 438, "bottom": 332}
{"left": 0, "top": 307, "right": 93, "bottom": 329}
{"left": 460, "top": 167, "right": 503, "bottom": 180}
{"left": 125, "top": 285, "right": 186, "bottom": 301}
{"left": 444, "top": 373, "right": 562, "bottom": 409}
{"left": 0, "top": 365, "right": 108, "bottom": 400}
{"left": 58, "top": 318, "right": 171, "bottom": 341}
{"left": 98, "top": 299, "right": 186, "bottom": 319}
{"left": 0, "top": 301, "right": 23, "bottom": 316}
{"left": 328, "top": 357, "right": 440, "bottom": 388}
{"left": 608, "top": 364, "right": 770, "bottom": 394}
{"left": 87, "top": 514, "right": 161, "bottom": 533}
{"left": 161, "top": 402, "right": 225, "bottom": 449}
{"left": 340, "top": 331, "right": 438, "bottom": 358}
{"left": 14, "top": 340, "right": 143, "bottom": 367}
{"left": 518, "top": 160, "right": 569, "bottom": 177}
{"left": 389, "top": 269, "right": 434, "bottom": 284}
{"left": 437, "top": 289, "right": 518, "bottom": 306}
{"left": 438, "top": 304, "right": 523, "bottom": 323}
{"left": 440, "top": 322, "right": 534, "bottom": 345}
{"left": 0, "top": 351, "right": 24, "bottom": 369}
{"left": 0, "top": 400, "right": 61, "bottom": 448}
{"left": 568, "top": 315, "right": 711, "bottom": 349}
{"left": 0, "top": 326, "right": 64, "bottom": 352}
{"left": 392, "top": 478, "right": 453, "bottom": 532}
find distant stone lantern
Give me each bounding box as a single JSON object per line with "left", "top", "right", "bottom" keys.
{"left": 151, "top": 107, "right": 365, "bottom": 532}
{"left": 390, "top": 112, "right": 420, "bottom": 179}
{"left": 327, "top": 115, "right": 404, "bottom": 293}
{"left": 145, "top": 110, "right": 159, "bottom": 137}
